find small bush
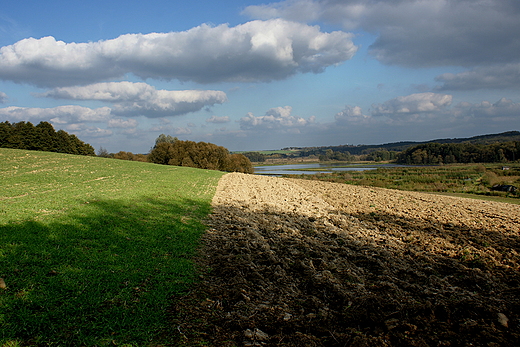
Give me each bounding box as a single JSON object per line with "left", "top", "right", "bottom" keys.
{"left": 481, "top": 171, "right": 498, "bottom": 186}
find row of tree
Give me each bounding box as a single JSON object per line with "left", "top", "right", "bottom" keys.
{"left": 396, "top": 142, "right": 520, "bottom": 164}
{"left": 0, "top": 122, "right": 253, "bottom": 173}
{"left": 363, "top": 150, "right": 399, "bottom": 162}
{"left": 318, "top": 149, "right": 354, "bottom": 162}
{"left": 103, "top": 150, "right": 148, "bottom": 162}
{"left": 0, "top": 121, "right": 95, "bottom": 156}
{"left": 242, "top": 151, "right": 267, "bottom": 162}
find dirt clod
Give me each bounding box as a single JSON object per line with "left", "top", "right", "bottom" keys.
{"left": 170, "top": 173, "right": 520, "bottom": 346}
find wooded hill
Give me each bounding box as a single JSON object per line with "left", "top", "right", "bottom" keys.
{"left": 286, "top": 131, "right": 520, "bottom": 156}
{"left": 396, "top": 141, "right": 520, "bottom": 164}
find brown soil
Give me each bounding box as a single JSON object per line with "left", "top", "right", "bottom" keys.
{"left": 170, "top": 173, "right": 520, "bottom": 346}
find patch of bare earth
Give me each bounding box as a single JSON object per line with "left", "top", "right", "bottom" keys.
{"left": 170, "top": 173, "right": 520, "bottom": 346}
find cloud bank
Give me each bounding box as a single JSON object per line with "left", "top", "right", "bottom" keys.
{"left": 0, "top": 81, "right": 231, "bottom": 141}
{"left": 334, "top": 93, "right": 453, "bottom": 126}
{"left": 435, "top": 63, "right": 520, "bottom": 91}
{"left": 0, "top": 19, "right": 357, "bottom": 87}
{"left": 0, "top": 105, "right": 115, "bottom": 139}
{"left": 239, "top": 106, "right": 315, "bottom": 133}
{"left": 244, "top": 0, "right": 520, "bottom": 69}
{"left": 206, "top": 115, "right": 230, "bottom": 123}
{"left": 41, "top": 82, "right": 227, "bottom": 117}
{"left": 0, "top": 105, "right": 111, "bottom": 123}
{"left": 371, "top": 93, "right": 452, "bottom": 119}
{"left": 108, "top": 118, "right": 138, "bottom": 129}
{"left": 333, "top": 93, "right": 520, "bottom": 128}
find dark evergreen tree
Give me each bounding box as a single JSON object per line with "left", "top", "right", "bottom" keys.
{"left": 0, "top": 121, "right": 95, "bottom": 156}
{"left": 0, "top": 121, "right": 12, "bottom": 145}
{"left": 35, "top": 121, "right": 58, "bottom": 152}
{"left": 242, "top": 151, "right": 266, "bottom": 162}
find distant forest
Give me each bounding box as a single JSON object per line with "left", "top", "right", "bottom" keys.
{"left": 396, "top": 141, "right": 520, "bottom": 164}
{"left": 0, "top": 121, "right": 95, "bottom": 156}
{"left": 285, "top": 131, "right": 520, "bottom": 156}
{"left": 241, "top": 131, "right": 520, "bottom": 164}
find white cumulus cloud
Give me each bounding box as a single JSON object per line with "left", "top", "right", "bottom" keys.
{"left": 0, "top": 91, "right": 7, "bottom": 103}
{"left": 371, "top": 93, "right": 452, "bottom": 118}
{"left": 335, "top": 105, "right": 370, "bottom": 125}
{"left": 40, "top": 82, "right": 228, "bottom": 117}
{"left": 0, "top": 19, "right": 357, "bottom": 87}
{"left": 329, "top": 95, "right": 520, "bottom": 139}
{"left": 239, "top": 106, "right": 313, "bottom": 131}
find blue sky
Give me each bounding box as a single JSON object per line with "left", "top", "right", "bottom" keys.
{"left": 1, "top": 0, "right": 519, "bottom": 153}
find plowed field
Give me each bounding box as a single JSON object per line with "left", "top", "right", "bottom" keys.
{"left": 171, "top": 173, "right": 520, "bottom": 346}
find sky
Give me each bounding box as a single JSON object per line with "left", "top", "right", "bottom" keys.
{"left": 1, "top": 0, "right": 519, "bottom": 153}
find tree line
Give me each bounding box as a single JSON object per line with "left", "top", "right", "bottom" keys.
{"left": 318, "top": 149, "right": 354, "bottom": 162}
{"left": 396, "top": 142, "right": 520, "bottom": 164}
{"left": 4, "top": 119, "right": 519, "bottom": 170}
{"left": 0, "top": 121, "right": 95, "bottom": 156}
{"left": 1, "top": 121, "right": 253, "bottom": 173}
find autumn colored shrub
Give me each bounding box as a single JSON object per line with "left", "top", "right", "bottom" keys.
{"left": 148, "top": 139, "right": 253, "bottom": 173}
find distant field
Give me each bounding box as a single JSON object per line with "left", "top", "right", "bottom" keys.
{"left": 0, "top": 148, "right": 223, "bottom": 346}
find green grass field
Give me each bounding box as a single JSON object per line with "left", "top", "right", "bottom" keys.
{"left": 0, "top": 148, "right": 224, "bottom": 346}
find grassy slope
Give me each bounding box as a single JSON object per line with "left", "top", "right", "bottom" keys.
{"left": 0, "top": 149, "right": 224, "bottom": 346}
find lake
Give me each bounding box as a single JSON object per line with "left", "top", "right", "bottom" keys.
{"left": 254, "top": 163, "right": 396, "bottom": 176}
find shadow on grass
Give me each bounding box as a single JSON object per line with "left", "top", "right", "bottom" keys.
{"left": 171, "top": 203, "right": 520, "bottom": 346}
{"left": 0, "top": 196, "right": 212, "bottom": 346}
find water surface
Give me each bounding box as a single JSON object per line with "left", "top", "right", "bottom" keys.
{"left": 254, "top": 163, "right": 391, "bottom": 176}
